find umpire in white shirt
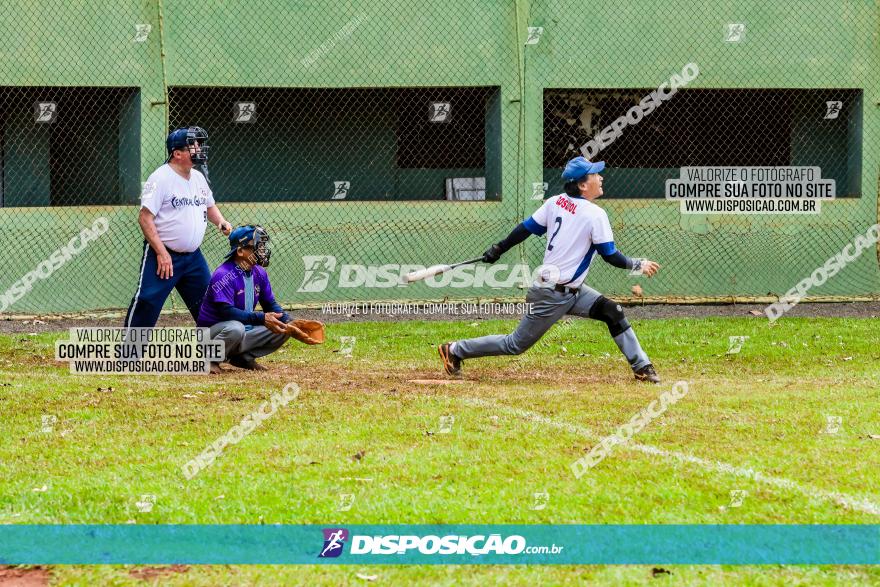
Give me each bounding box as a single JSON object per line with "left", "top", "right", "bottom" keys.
{"left": 125, "top": 127, "right": 232, "bottom": 327}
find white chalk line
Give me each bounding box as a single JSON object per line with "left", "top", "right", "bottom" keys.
{"left": 460, "top": 397, "right": 880, "bottom": 516}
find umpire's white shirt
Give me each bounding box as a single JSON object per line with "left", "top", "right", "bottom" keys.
{"left": 523, "top": 193, "right": 616, "bottom": 288}
{"left": 140, "top": 164, "right": 214, "bottom": 253}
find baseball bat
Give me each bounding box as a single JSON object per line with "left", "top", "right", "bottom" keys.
{"left": 404, "top": 257, "right": 484, "bottom": 283}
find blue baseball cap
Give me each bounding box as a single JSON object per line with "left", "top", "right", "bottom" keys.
{"left": 166, "top": 128, "right": 189, "bottom": 159}
{"left": 562, "top": 156, "right": 606, "bottom": 181}
{"left": 225, "top": 225, "right": 258, "bottom": 259}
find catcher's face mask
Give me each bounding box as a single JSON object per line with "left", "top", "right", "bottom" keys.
{"left": 249, "top": 226, "right": 271, "bottom": 267}
{"left": 227, "top": 225, "right": 271, "bottom": 267}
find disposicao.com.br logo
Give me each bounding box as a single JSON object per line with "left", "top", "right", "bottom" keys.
{"left": 319, "top": 528, "right": 349, "bottom": 558}
{"left": 298, "top": 255, "right": 561, "bottom": 292}
{"left": 319, "top": 529, "right": 563, "bottom": 558}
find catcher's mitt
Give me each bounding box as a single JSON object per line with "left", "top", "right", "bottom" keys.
{"left": 287, "top": 319, "right": 325, "bottom": 345}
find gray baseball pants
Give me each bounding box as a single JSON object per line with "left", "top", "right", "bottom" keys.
{"left": 451, "top": 284, "right": 650, "bottom": 371}
{"left": 209, "top": 321, "right": 290, "bottom": 364}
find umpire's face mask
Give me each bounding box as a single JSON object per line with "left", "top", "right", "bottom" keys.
{"left": 186, "top": 126, "right": 210, "bottom": 165}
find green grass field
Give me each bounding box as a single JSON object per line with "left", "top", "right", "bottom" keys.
{"left": 1, "top": 315, "right": 879, "bottom": 585}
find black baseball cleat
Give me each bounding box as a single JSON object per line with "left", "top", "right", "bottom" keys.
{"left": 438, "top": 343, "right": 462, "bottom": 377}
{"left": 229, "top": 356, "right": 268, "bottom": 371}
{"left": 634, "top": 363, "right": 660, "bottom": 383}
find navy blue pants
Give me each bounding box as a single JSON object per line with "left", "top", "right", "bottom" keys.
{"left": 124, "top": 243, "right": 212, "bottom": 327}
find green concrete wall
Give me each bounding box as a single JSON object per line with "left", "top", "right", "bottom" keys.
{"left": 0, "top": 0, "right": 877, "bottom": 313}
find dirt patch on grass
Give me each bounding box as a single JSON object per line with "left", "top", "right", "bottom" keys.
{"left": 0, "top": 566, "right": 50, "bottom": 587}
{"left": 227, "top": 361, "right": 620, "bottom": 397}
{"left": 128, "top": 565, "right": 189, "bottom": 581}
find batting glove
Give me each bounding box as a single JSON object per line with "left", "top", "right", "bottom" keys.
{"left": 482, "top": 244, "right": 503, "bottom": 264}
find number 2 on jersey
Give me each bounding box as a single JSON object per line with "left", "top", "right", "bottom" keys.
{"left": 548, "top": 217, "right": 562, "bottom": 251}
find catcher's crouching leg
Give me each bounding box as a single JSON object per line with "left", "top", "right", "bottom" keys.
{"left": 235, "top": 326, "right": 289, "bottom": 365}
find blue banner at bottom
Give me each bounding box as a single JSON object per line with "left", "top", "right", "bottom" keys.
{"left": 0, "top": 525, "right": 877, "bottom": 565}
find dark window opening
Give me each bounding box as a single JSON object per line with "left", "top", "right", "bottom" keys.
{"left": 169, "top": 86, "right": 500, "bottom": 201}
{"left": 544, "top": 88, "right": 862, "bottom": 198}
{"left": 0, "top": 87, "right": 140, "bottom": 207}
{"left": 394, "top": 87, "right": 491, "bottom": 169}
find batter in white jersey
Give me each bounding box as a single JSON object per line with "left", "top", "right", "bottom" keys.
{"left": 526, "top": 192, "right": 617, "bottom": 288}
{"left": 439, "top": 156, "right": 663, "bottom": 383}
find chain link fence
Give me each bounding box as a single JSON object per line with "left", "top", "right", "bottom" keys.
{"left": 0, "top": 0, "right": 877, "bottom": 314}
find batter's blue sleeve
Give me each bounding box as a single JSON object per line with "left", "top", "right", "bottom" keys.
{"left": 495, "top": 222, "right": 533, "bottom": 254}
{"left": 600, "top": 248, "right": 638, "bottom": 270}
{"left": 522, "top": 217, "right": 547, "bottom": 235}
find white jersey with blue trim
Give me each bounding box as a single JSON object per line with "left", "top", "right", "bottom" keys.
{"left": 522, "top": 193, "right": 616, "bottom": 288}
{"left": 140, "top": 163, "right": 214, "bottom": 253}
